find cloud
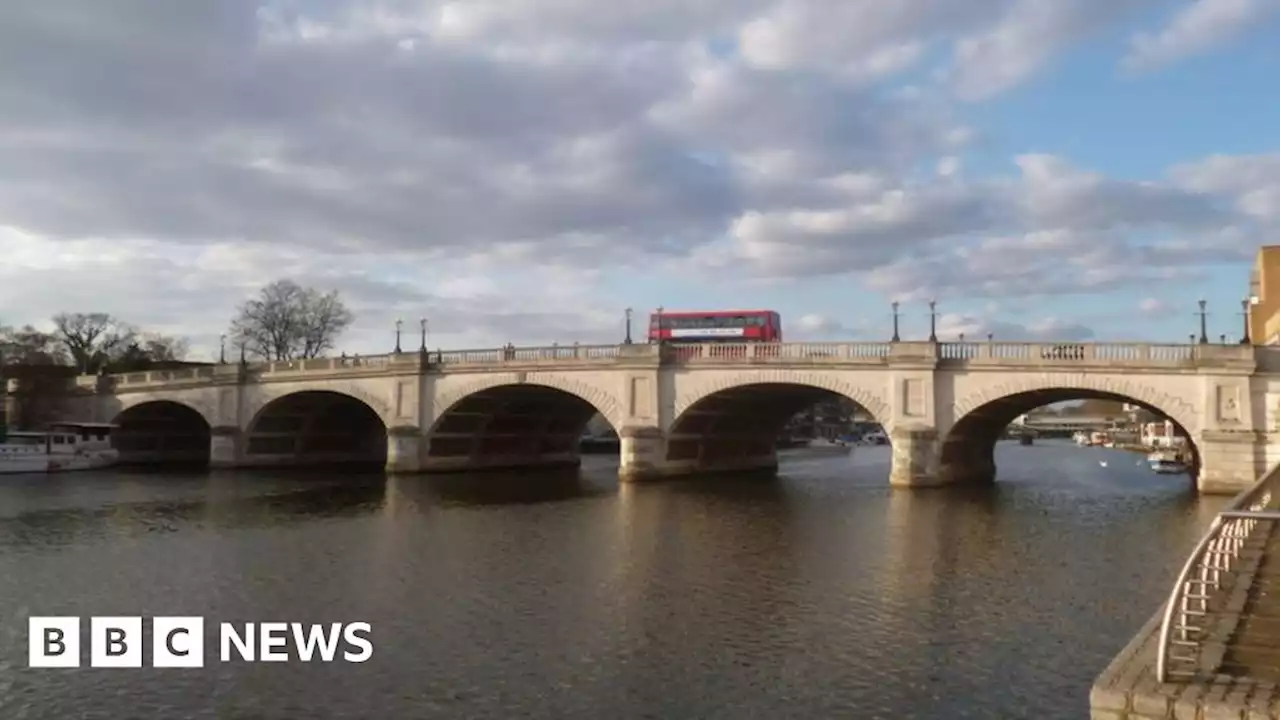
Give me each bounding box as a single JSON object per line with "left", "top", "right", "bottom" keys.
{"left": 1138, "top": 297, "right": 1175, "bottom": 317}
{"left": 936, "top": 314, "right": 1096, "bottom": 342}
{"left": 1169, "top": 154, "right": 1280, "bottom": 223}
{"left": 1123, "top": 0, "right": 1279, "bottom": 72}
{"left": 788, "top": 314, "right": 863, "bottom": 340}
{"left": 705, "top": 153, "right": 1260, "bottom": 298}
{"left": 0, "top": 0, "right": 1271, "bottom": 352}
{"left": 948, "top": 0, "right": 1153, "bottom": 101}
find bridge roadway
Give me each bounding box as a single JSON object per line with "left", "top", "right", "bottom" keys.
{"left": 24, "top": 339, "right": 1280, "bottom": 495}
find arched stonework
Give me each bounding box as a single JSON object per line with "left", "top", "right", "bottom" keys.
{"left": 113, "top": 395, "right": 217, "bottom": 428}
{"left": 429, "top": 373, "right": 624, "bottom": 431}
{"left": 243, "top": 383, "right": 394, "bottom": 429}
{"left": 673, "top": 370, "right": 893, "bottom": 431}
{"left": 951, "top": 373, "right": 1200, "bottom": 434}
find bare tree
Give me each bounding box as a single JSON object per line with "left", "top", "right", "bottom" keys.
{"left": 229, "top": 280, "right": 354, "bottom": 360}
{"left": 109, "top": 333, "right": 191, "bottom": 371}
{"left": 51, "top": 313, "right": 135, "bottom": 372}
{"left": 1, "top": 322, "right": 74, "bottom": 431}
{"left": 138, "top": 332, "right": 190, "bottom": 362}
{"left": 0, "top": 324, "right": 67, "bottom": 365}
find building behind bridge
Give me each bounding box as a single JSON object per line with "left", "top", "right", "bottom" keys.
{"left": 1249, "top": 244, "right": 1280, "bottom": 344}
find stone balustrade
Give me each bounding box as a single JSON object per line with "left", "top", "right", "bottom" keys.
{"left": 665, "top": 341, "right": 893, "bottom": 363}
{"left": 58, "top": 341, "right": 1279, "bottom": 390}
{"left": 936, "top": 341, "right": 1257, "bottom": 366}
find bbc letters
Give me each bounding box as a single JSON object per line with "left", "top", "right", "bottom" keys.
{"left": 29, "top": 617, "right": 373, "bottom": 667}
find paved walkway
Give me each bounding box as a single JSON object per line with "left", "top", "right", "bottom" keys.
{"left": 1091, "top": 531, "right": 1280, "bottom": 719}
{"left": 1221, "top": 532, "right": 1280, "bottom": 683}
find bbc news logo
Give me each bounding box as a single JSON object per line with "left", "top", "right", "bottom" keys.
{"left": 29, "top": 617, "right": 373, "bottom": 668}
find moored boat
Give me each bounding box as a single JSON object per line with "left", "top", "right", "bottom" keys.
{"left": 1146, "top": 450, "right": 1187, "bottom": 475}
{"left": 0, "top": 422, "right": 120, "bottom": 474}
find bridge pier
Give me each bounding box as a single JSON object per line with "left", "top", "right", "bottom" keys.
{"left": 618, "top": 425, "right": 666, "bottom": 482}
{"left": 1196, "top": 430, "right": 1266, "bottom": 495}
{"left": 936, "top": 430, "right": 997, "bottom": 485}
{"left": 889, "top": 426, "right": 945, "bottom": 487}
{"left": 386, "top": 426, "right": 423, "bottom": 473}
{"left": 209, "top": 426, "right": 244, "bottom": 469}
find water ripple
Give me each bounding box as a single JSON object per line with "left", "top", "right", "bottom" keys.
{"left": 0, "top": 441, "right": 1227, "bottom": 719}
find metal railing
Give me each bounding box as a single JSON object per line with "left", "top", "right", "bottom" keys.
{"left": 1155, "top": 470, "right": 1280, "bottom": 682}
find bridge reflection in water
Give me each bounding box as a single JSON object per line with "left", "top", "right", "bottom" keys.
{"left": 0, "top": 442, "right": 1213, "bottom": 718}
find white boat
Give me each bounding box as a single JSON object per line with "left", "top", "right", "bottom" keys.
{"left": 1073, "top": 431, "right": 1091, "bottom": 446}
{"left": 802, "top": 437, "right": 855, "bottom": 456}
{"left": 0, "top": 422, "right": 120, "bottom": 475}
{"left": 1147, "top": 450, "right": 1187, "bottom": 475}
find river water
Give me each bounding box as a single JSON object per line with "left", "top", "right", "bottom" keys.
{"left": 0, "top": 440, "right": 1230, "bottom": 719}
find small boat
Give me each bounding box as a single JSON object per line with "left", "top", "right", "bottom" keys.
{"left": 861, "top": 430, "right": 888, "bottom": 446}
{"left": 0, "top": 422, "right": 120, "bottom": 475}
{"left": 802, "top": 437, "right": 855, "bottom": 456}
{"left": 1147, "top": 450, "right": 1187, "bottom": 475}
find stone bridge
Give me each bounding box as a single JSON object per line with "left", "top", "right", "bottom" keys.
{"left": 36, "top": 340, "right": 1280, "bottom": 495}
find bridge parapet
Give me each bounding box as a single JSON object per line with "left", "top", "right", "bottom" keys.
{"left": 434, "top": 343, "right": 638, "bottom": 365}
{"left": 63, "top": 340, "right": 1280, "bottom": 392}
{"left": 663, "top": 341, "right": 895, "bottom": 364}
{"left": 102, "top": 366, "right": 219, "bottom": 391}
{"left": 938, "top": 341, "right": 1257, "bottom": 368}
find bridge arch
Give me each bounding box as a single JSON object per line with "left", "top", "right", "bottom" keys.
{"left": 110, "top": 400, "right": 213, "bottom": 466}
{"left": 243, "top": 390, "right": 389, "bottom": 468}
{"left": 430, "top": 374, "right": 624, "bottom": 431}
{"left": 425, "top": 377, "right": 622, "bottom": 473}
{"left": 667, "top": 372, "right": 893, "bottom": 474}
{"left": 673, "top": 371, "right": 892, "bottom": 427}
{"left": 942, "top": 376, "right": 1201, "bottom": 485}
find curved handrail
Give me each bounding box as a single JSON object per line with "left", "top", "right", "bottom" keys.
{"left": 1155, "top": 472, "right": 1278, "bottom": 682}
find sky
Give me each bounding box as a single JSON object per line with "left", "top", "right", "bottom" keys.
{"left": 1, "top": 0, "right": 1278, "bottom": 359}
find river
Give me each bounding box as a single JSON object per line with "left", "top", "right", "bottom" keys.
{"left": 0, "top": 439, "right": 1230, "bottom": 719}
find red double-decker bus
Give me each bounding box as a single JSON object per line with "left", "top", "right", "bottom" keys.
{"left": 648, "top": 309, "right": 783, "bottom": 342}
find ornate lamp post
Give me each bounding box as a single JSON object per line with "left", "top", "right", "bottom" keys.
{"left": 1241, "top": 298, "right": 1252, "bottom": 345}
{"left": 928, "top": 300, "right": 938, "bottom": 343}
{"left": 394, "top": 319, "right": 403, "bottom": 353}
{"left": 891, "top": 301, "right": 900, "bottom": 342}
{"left": 219, "top": 334, "right": 226, "bottom": 364}
{"left": 1197, "top": 299, "right": 1208, "bottom": 345}
{"left": 624, "top": 307, "right": 633, "bottom": 345}
{"left": 655, "top": 306, "right": 665, "bottom": 344}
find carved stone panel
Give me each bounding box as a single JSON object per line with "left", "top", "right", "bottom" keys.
{"left": 1216, "top": 384, "right": 1241, "bottom": 424}
{"left": 218, "top": 388, "right": 235, "bottom": 425}
{"left": 395, "top": 380, "right": 413, "bottom": 419}
{"left": 629, "top": 376, "right": 653, "bottom": 419}
{"left": 902, "top": 378, "right": 925, "bottom": 418}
